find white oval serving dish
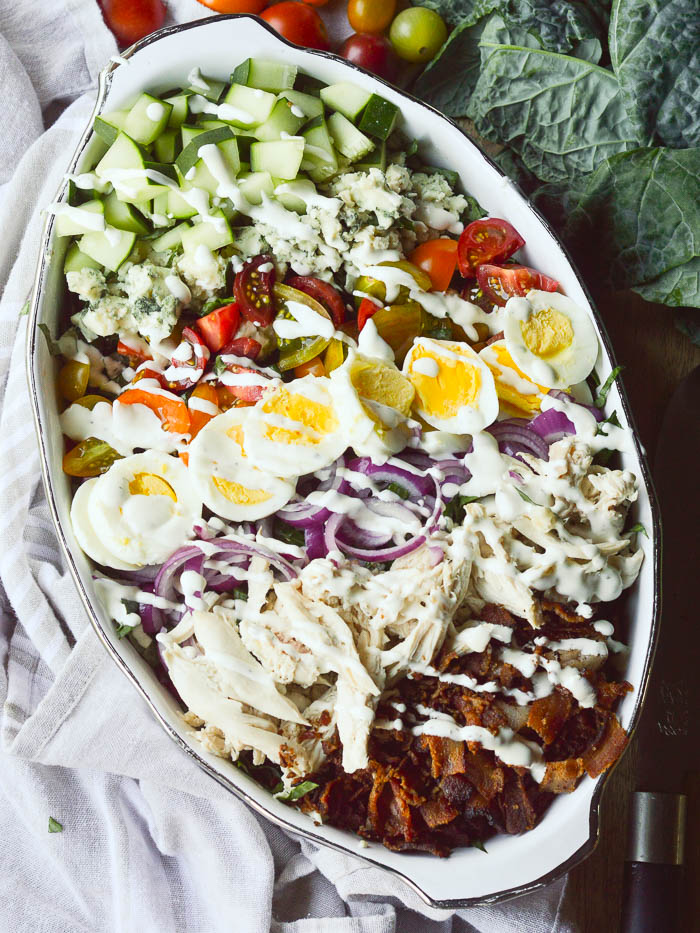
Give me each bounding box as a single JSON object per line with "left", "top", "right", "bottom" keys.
{"left": 26, "top": 14, "right": 661, "bottom": 908}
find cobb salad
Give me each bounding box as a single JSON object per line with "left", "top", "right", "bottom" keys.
{"left": 47, "top": 59, "right": 644, "bottom": 856}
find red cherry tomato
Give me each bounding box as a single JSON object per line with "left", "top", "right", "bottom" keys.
{"left": 216, "top": 362, "right": 267, "bottom": 403}
{"left": 476, "top": 264, "right": 560, "bottom": 307}
{"left": 130, "top": 366, "right": 167, "bottom": 387}
{"left": 196, "top": 302, "right": 241, "bottom": 353}
{"left": 195, "top": 0, "right": 267, "bottom": 11}
{"left": 221, "top": 336, "right": 262, "bottom": 360}
{"left": 409, "top": 238, "right": 458, "bottom": 292}
{"left": 234, "top": 254, "right": 276, "bottom": 326}
{"left": 457, "top": 219, "right": 525, "bottom": 277}
{"left": 339, "top": 33, "right": 399, "bottom": 82}
{"left": 99, "top": 0, "right": 166, "bottom": 47}
{"left": 117, "top": 339, "right": 152, "bottom": 363}
{"left": 260, "top": 3, "right": 331, "bottom": 50}
{"left": 286, "top": 275, "right": 346, "bottom": 327}
{"left": 348, "top": 0, "right": 396, "bottom": 34}
{"left": 118, "top": 388, "right": 191, "bottom": 434}
{"left": 300, "top": 0, "right": 329, "bottom": 5}
{"left": 357, "top": 298, "right": 380, "bottom": 332}
{"left": 166, "top": 326, "right": 210, "bottom": 391}
{"left": 188, "top": 383, "right": 220, "bottom": 441}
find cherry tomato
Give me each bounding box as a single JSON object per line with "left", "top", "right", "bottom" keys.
{"left": 389, "top": 7, "right": 447, "bottom": 63}
{"left": 188, "top": 383, "right": 220, "bottom": 440}
{"left": 63, "top": 438, "right": 123, "bottom": 477}
{"left": 261, "top": 3, "right": 331, "bottom": 50}
{"left": 300, "top": 0, "right": 329, "bottom": 5}
{"left": 476, "top": 264, "right": 560, "bottom": 307}
{"left": 457, "top": 218, "right": 525, "bottom": 277}
{"left": 57, "top": 360, "right": 90, "bottom": 402}
{"left": 234, "top": 254, "right": 276, "bottom": 326}
{"left": 409, "top": 238, "right": 458, "bottom": 292}
{"left": 195, "top": 0, "right": 266, "bottom": 12}
{"left": 117, "top": 339, "right": 152, "bottom": 363}
{"left": 196, "top": 302, "right": 241, "bottom": 353}
{"left": 220, "top": 336, "right": 262, "bottom": 359}
{"left": 294, "top": 356, "right": 326, "bottom": 378}
{"left": 339, "top": 33, "right": 399, "bottom": 81}
{"left": 217, "top": 361, "right": 267, "bottom": 403}
{"left": 357, "top": 298, "right": 380, "bottom": 332}
{"left": 286, "top": 275, "right": 346, "bottom": 327}
{"left": 118, "top": 386, "right": 191, "bottom": 434}
{"left": 348, "top": 0, "right": 396, "bottom": 34}
{"left": 165, "top": 326, "right": 210, "bottom": 391}
{"left": 99, "top": 0, "right": 166, "bottom": 47}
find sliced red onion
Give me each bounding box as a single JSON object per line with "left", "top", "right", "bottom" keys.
{"left": 278, "top": 456, "right": 349, "bottom": 527}
{"left": 529, "top": 407, "right": 576, "bottom": 444}
{"left": 346, "top": 457, "right": 436, "bottom": 499}
{"left": 152, "top": 545, "right": 203, "bottom": 629}
{"left": 488, "top": 419, "right": 550, "bottom": 462}
{"left": 205, "top": 538, "right": 298, "bottom": 581}
{"left": 547, "top": 388, "right": 603, "bottom": 422}
{"left": 325, "top": 512, "right": 427, "bottom": 562}
{"left": 305, "top": 525, "right": 328, "bottom": 561}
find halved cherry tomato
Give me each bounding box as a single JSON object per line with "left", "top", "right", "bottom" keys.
{"left": 58, "top": 360, "right": 90, "bottom": 402}
{"left": 99, "top": 0, "right": 165, "bottom": 47}
{"left": 220, "top": 336, "right": 262, "bottom": 360}
{"left": 457, "top": 219, "right": 525, "bottom": 277}
{"left": 217, "top": 361, "right": 267, "bottom": 403}
{"left": 195, "top": 0, "right": 266, "bottom": 12}
{"left": 188, "top": 383, "right": 220, "bottom": 440}
{"left": 117, "top": 387, "right": 191, "bottom": 434}
{"left": 63, "top": 437, "right": 123, "bottom": 477}
{"left": 165, "top": 326, "right": 210, "bottom": 391}
{"left": 117, "top": 339, "right": 152, "bottom": 363}
{"left": 409, "top": 238, "right": 458, "bottom": 292}
{"left": 476, "top": 264, "right": 560, "bottom": 307}
{"left": 294, "top": 356, "right": 326, "bottom": 378}
{"left": 357, "top": 297, "right": 380, "bottom": 332}
{"left": 131, "top": 366, "right": 166, "bottom": 387}
{"left": 286, "top": 275, "right": 346, "bottom": 327}
{"left": 260, "top": 3, "right": 330, "bottom": 51}
{"left": 348, "top": 0, "right": 396, "bottom": 34}
{"left": 234, "top": 254, "right": 276, "bottom": 326}
{"left": 196, "top": 302, "right": 241, "bottom": 353}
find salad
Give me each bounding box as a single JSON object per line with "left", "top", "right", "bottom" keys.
{"left": 48, "top": 59, "right": 644, "bottom": 856}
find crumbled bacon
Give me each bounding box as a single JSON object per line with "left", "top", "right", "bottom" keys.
{"left": 527, "top": 688, "right": 574, "bottom": 745}
{"left": 582, "top": 712, "right": 628, "bottom": 777}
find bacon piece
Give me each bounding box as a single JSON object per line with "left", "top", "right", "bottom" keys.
{"left": 481, "top": 603, "right": 517, "bottom": 627}
{"left": 527, "top": 687, "right": 574, "bottom": 745}
{"left": 542, "top": 599, "right": 588, "bottom": 625}
{"left": 596, "top": 678, "right": 633, "bottom": 710}
{"left": 540, "top": 758, "right": 584, "bottom": 794}
{"left": 501, "top": 772, "right": 538, "bottom": 834}
{"left": 420, "top": 797, "right": 459, "bottom": 829}
{"left": 582, "top": 713, "right": 628, "bottom": 778}
{"left": 463, "top": 749, "right": 504, "bottom": 803}
{"left": 418, "top": 735, "right": 467, "bottom": 778}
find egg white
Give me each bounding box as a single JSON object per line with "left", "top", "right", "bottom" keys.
{"left": 188, "top": 407, "right": 295, "bottom": 521}
{"left": 70, "top": 478, "right": 140, "bottom": 571}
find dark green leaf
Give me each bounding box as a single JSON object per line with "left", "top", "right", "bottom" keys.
{"left": 276, "top": 781, "right": 319, "bottom": 801}
{"left": 38, "top": 323, "right": 61, "bottom": 356}
{"left": 609, "top": 0, "right": 700, "bottom": 146}
{"left": 493, "top": 148, "right": 538, "bottom": 195}
{"left": 273, "top": 519, "right": 305, "bottom": 548}
{"left": 480, "top": 6, "right": 602, "bottom": 63}
{"left": 594, "top": 366, "right": 623, "bottom": 407}
{"left": 199, "top": 295, "right": 236, "bottom": 318}
{"left": 122, "top": 599, "right": 139, "bottom": 615}
{"left": 411, "top": 0, "right": 499, "bottom": 29}
{"left": 627, "top": 522, "right": 648, "bottom": 537}
{"left": 444, "top": 494, "right": 480, "bottom": 523}
{"left": 214, "top": 356, "right": 227, "bottom": 377}
{"left": 516, "top": 488, "right": 536, "bottom": 504}
{"left": 634, "top": 257, "right": 700, "bottom": 309}
{"left": 115, "top": 624, "right": 134, "bottom": 639}
{"left": 48, "top": 817, "right": 63, "bottom": 833}
{"left": 596, "top": 409, "right": 622, "bottom": 434}
{"left": 413, "top": 18, "right": 492, "bottom": 116}
{"left": 673, "top": 308, "right": 700, "bottom": 346}
{"left": 387, "top": 482, "right": 410, "bottom": 500}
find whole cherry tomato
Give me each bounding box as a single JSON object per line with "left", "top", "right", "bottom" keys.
{"left": 195, "top": 0, "right": 267, "bottom": 11}
{"left": 261, "top": 3, "right": 331, "bottom": 50}
{"left": 300, "top": 0, "right": 329, "bottom": 5}
{"left": 476, "top": 264, "right": 560, "bottom": 306}
{"left": 99, "top": 0, "right": 166, "bottom": 47}
{"left": 457, "top": 218, "right": 525, "bottom": 277}
{"left": 339, "top": 33, "right": 399, "bottom": 82}
{"left": 409, "top": 238, "right": 458, "bottom": 291}
{"left": 348, "top": 0, "right": 396, "bottom": 34}
{"left": 389, "top": 7, "right": 447, "bottom": 63}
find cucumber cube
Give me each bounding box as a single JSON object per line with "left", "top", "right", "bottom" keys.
{"left": 358, "top": 95, "right": 399, "bottom": 141}
{"left": 355, "top": 141, "right": 386, "bottom": 173}
{"left": 237, "top": 172, "right": 274, "bottom": 205}
{"left": 254, "top": 99, "right": 306, "bottom": 142}
{"left": 93, "top": 110, "right": 129, "bottom": 145}
{"left": 230, "top": 60, "right": 251, "bottom": 86}
{"left": 273, "top": 180, "right": 308, "bottom": 214}
{"left": 181, "top": 210, "right": 233, "bottom": 253}
{"left": 188, "top": 71, "right": 226, "bottom": 103}
{"left": 54, "top": 199, "right": 104, "bottom": 237}
{"left": 63, "top": 242, "right": 102, "bottom": 274}
{"left": 222, "top": 84, "right": 277, "bottom": 128}
{"left": 327, "top": 112, "right": 374, "bottom": 162}
{"left": 167, "top": 188, "right": 198, "bottom": 219}
{"left": 176, "top": 126, "right": 235, "bottom": 176}
{"left": 103, "top": 191, "right": 150, "bottom": 235}
{"left": 247, "top": 60, "right": 297, "bottom": 93}
{"left": 124, "top": 93, "right": 173, "bottom": 146}
{"left": 279, "top": 89, "right": 324, "bottom": 122}
{"left": 250, "top": 138, "right": 305, "bottom": 181}
{"left": 79, "top": 228, "right": 136, "bottom": 272}
{"left": 301, "top": 120, "right": 338, "bottom": 182}
{"left": 165, "top": 94, "right": 189, "bottom": 129}
{"left": 95, "top": 133, "right": 147, "bottom": 193}
{"left": 151, "top": 222, "right": 190, "bottom": 253}
{"left": 320, "top": 82, "right": 372, "bottom": 122}
{"left": 154, "top": 128, "right": 179, "bottom": 164}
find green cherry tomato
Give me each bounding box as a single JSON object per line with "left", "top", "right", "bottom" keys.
{"left": 389, "top": 7, "right": 447, "bottom": 63}
{"left": 63, "top": 437, "right": 123, "bottom": 477}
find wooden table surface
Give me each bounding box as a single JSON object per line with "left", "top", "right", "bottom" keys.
{"left": 557, "top": 291, "right": 700, "bottom": 933}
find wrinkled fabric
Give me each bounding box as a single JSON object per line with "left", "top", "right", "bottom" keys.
{"left": 0, "top": 3, "right": 572, "bottom": 930}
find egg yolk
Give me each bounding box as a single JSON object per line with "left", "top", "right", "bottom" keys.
{"left": 410, "top": 350, "right": 481, "bottom": 418}
{"left": 520, "top": 308, "right": 574, "bottom": 358}
{"left": 261, "top": 388, "right": 338, "bottom": 446}
{"left": 226, "top": 423, "right": 246, "bottom": 450}
{"left": 213, "top": 477, "right": 272, "bottom": 505}
{"left": 128, "top": 472, "right": 177, "bottom": 500}
{"left": 486, "top": 345, "right": 548, "bottom": 416}
{"left": 351, "top": 359, "right": 415, "bottom": 417}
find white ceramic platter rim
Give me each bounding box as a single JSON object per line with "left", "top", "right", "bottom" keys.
{"left": 26, "top": 14, "right": 662, "bottom": 909}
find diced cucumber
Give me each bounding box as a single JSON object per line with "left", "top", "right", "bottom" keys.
{"left": 247, "top": 60, "right": 297, "bottom": 93}
{"left": 188, "top": 137, "right": 241, "bottom": 195}
{"left": 327, "top": 112, "right": 374, "bottom": 162}
{"left": 230, "top": 60, "right": 250, "bottom": 86}
{"left": 354, "top": 141, "right": 386, "bottom": 173}
{"left": 272, "top": 180, "right": 308, "bottom": 214}
{"left": 237, "top": 172, "right": 274, "bottom": 205}
{"left": 254, "top": 99, "right": 306, "bottom": 141}
{"left": 152, "top": 192, "right": 169, "bottom": 215}
{"left": 320, "top": 83, "right": 372, "bottom": 122}
{"left": 294, "top": 73, "right": 325, "bottom": 96}
{"left": 181, "top": 210, "right": 233, "bottom": 253}
{"left": 181, "top": 125, "right": 208, "bottom": 147}
{"left": 167, "top": 187, "right": 198, "bottom": 219}
{"left": 176, "top": 126, "right": 235, "bottom": 176}
{"left": 165, "top": 94, "right": 189, "bottom": 129}
{"left": 222, "top": 84, "right": 277, "bottom": 128}
{"left": 54, "top": 200, "right": 104, "bottom": 237}
{"left": 250, "top": 138, "right": 305, "bottom": 181}
{"left": 103, "top": 190, "right": 150, "bottom": 235}
{"left": 79, "top": 227, "right": 136, "bottom": 272}
{"left": 151, "top": 222, "right": 190, "bottom": 252}
{"left": 301, "top": 119, "right": 338, "bottom": 182}
{"left": 124, "top": 93, "right": 173, "bottom": 146}
{"left": 63, "top": 242, "right": 102, "bottom": 274}
{"left": 188, "top": 70, "right": 226, "bottom": 103}
{"left": 95, "top": 132, "right": 146, "bottom": 187}
{"left": 93, "top": 110, "right": 129, "bottom": 145}
{"left": 154, "top": 128, "right": 179, "bottom": 164}
{"left": 197, "top": 120, "right": 229, "bottom": 132}
{"left": 278, "top": 89, "right": 324, "bottom": 124}
{"left": 358, "top": 95, "right": 399, "bottom": 141}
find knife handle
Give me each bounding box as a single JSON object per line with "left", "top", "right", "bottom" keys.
{"left": 620, "top": 791, "right": 687, "bottom": 933}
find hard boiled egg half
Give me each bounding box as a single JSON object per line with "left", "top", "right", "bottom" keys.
{"left": 72, "top": 451, "right": 202, "bottom": 569}
{"left": 503, "top": 290, "right": 598, "bottom": 390}
{"left": 479, "top": 339, "right": 549, "bottom": 417}
{"left": 402, "top": 338, "right": 499, "bottom": 434}
{"left": 188, "top": 407, "right": 295, "bottom": 521}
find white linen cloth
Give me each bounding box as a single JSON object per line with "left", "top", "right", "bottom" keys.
{"left": 0, "top": 3, "right": 572, "bottom": 930}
